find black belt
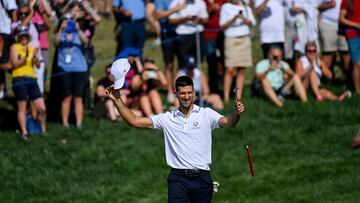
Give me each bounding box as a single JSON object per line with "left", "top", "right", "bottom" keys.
{"left": 171, "top": 168, "right": 207, "bottom": 176}
{"left": 123, "top": 18, "right": 145, "bottom": 23}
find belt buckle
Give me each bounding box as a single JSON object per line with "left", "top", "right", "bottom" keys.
{"left": 185, "top": 168, "right": 200, "bottom": 175}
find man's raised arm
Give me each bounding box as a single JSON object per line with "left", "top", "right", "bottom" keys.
{"left": 106, "top": 86, "right": 153, "bottom": 129}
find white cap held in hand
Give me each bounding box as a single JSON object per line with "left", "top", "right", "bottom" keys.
{"left": 111, "top": 58, "right": 131, "bottom": 89}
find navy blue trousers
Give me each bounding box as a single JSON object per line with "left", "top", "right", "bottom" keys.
{"left": 168, "top": 169, "right": 213, "bottom": 203}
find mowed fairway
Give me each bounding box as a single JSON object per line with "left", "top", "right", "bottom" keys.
{"left": 1, "top": 18, "right": 360, "bottom": 203}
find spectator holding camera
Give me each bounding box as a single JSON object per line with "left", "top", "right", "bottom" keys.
{"left": 220, "top": 0, "right": 256, "bottom": 102}
{"left": 169, "top": 0, "right": 208, "bottom": 67}
{"left": 255, "top": 46, "right": 307, "bottom": 107}
{"left": 55, "top": 2, "right": 89, "bottom": 129}
{"left": 339, "top": 0, "right": 360, "bottom": 94}
{"left": 10, "top": 25, "right": 47, "bottom": 140}
{"left": 131, "top": 58, "right": 168, "bottom": 116}
{"left": 295, "top": 41, "right": 352, "bottom": 101}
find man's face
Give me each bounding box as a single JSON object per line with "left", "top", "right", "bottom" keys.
{"left": 175, "top": 85, "right": 195, "bottom": 109}
{"left": 269, "top": 49, "right": 282, "bottom": 62}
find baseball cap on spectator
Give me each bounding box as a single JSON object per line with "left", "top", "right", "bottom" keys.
{"left": 111, "top": 58, "right": 131, "bottom": 89}
{"left": 184, "top": 55, "right": 197, "bottom": 68}
{"left": 16, "top": 25, "right": 30, "bottom": 37}
{"left": 115, "top": 47, "right": 141, "bottom": 60}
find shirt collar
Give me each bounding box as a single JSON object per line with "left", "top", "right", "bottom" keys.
{"left": 174, "top": 104, "right": 200, "bottom": 117}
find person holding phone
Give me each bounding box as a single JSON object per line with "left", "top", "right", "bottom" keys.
{"left": 168, "top": 0, "right": 209, "bottom": 67}
{"left": 255, "top": 46, "right": 308, "bottom": 107}
{"left": 220, "top": 0, "right": 256, "bottom": 102}
{"left": 55, "top": 2, "right": 89, "bottom": 129}
{"left": 10, "top": 25, "right": 47, "bottom": 140}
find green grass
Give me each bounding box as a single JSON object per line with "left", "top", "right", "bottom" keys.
{"left": 1, "top": 15, "right": 360, "bottom": 203}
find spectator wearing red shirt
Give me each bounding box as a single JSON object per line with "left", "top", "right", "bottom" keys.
{"left": 340, "top": 0, "right": 360, "bottom": 93}
{"left": 204, "top": 0, "right": 225, "bottom": 95}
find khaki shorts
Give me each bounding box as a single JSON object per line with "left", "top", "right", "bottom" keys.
{"left": 225, "top": 36, "right": 252, "bottom": 68}
{"left": 319, "top": 21, "right": 349, "bottom": 52}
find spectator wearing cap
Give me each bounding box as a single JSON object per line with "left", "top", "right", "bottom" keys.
{"left": 55, "top": 2, "right": 89, "bottom": 129}
{"left": 340, "top": 0, "right": 360, "bottom": 94}
{"left": 112, "top": 0, "right": 146, "bottom": 52}
{"left": 169, "top": 0, "right": 209, "bottom": 67}
{"left": 255, "top": 0, "right": 285, "bottom": 58}
{"left": 176, "top": 55, "right": 224, "bottom": 110}
{"left": 317, "top": 0, "right": 350, "bottom": 82}
{"left": 9, "top": 25, "right": 47, "bottom": 140}
{"left": 155, "top": 0, "right": 185, "bottom": 104}
{"left": 220, "top": 0, "right": 256, "bottom": 102}
{"left": 0, "top": 0, "right": 17, "bottom": 99}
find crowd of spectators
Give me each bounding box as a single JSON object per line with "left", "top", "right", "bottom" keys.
{"left": 0, "top": 0, "right": 359, "bottom": 140}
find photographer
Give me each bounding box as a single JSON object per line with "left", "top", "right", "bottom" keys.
{"left": 220, "top": 0, "right": 256, "bottom": 102}
{"left": 54, "top": 2, "right": 89, "bottom": 129}
{"left": 131, "top": 58, "right": 168, "bottom": 116}
{"left": 255, "top": 46, "right": 307, "bottom": 107}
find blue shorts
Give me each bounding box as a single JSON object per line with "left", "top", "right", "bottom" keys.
{"left": 12, "top": 77, "right": 42, "bottom": 101}
{"left": 348, "top": 37, "right": 360, "bottom": 63}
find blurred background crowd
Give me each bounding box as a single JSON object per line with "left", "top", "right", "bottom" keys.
{"left": 0, "top": 0, "right": 359, "bottom": 140}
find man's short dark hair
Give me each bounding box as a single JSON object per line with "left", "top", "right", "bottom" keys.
{"left": 175, "top": 76, "right": 193, "bottom": 91}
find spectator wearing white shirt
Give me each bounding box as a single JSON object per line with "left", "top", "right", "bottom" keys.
{"left": 169, "top": 0, "right": 208, "bottom": 67}
{"left": 255, "top": 0, "right": 285, "bottom": 58}
{"left": 317, "top": 0, "right": 350, "bottom": 81}
{"left": 220, "top": 0, "right": 256, "bottom": 102}
{"left": 0, "top": 0, "right": 17, "bottom": 99}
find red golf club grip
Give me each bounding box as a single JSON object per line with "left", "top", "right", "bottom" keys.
{"left": 245, "top": 145, "right": 255, "bottom": 177}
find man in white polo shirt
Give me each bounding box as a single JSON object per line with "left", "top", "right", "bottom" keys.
{"left": 106, "top": 75, "right": 245, "bottom": 202}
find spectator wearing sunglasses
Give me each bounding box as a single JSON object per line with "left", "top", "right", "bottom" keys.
{"left": 295, "top": 41, "right": 352, "bottom": 101}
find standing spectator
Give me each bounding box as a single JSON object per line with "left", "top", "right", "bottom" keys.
{"left": 112, "top": 0, "right": 146, "bottom": 53}
{"left": 55, "top": 3, "right": 89, "bottom": 129}
{"left": 0, "top": 0, "right": 17, "bottom": 99}
{"left": 31, "top": 0, "right": 53, "bottom": 93}
{"left": 204, "top": 0, "right": 225, "bottom": 94}
{"left": 318, "top": 0, "right": 350, "bottom": 81}
{"left": 220, "top": 0, "right": 256, "bottom": 102}
{"left": 146, "top": 0, "right": 161, "bottom": 44}
{"left": 295, "top": 42, "right": 352, "bottom": 101}
{"left": 283, "top": 0, "right": 303, "bottom": 67}
{"left": 155, "top": 0, "right": 185, "bottom": 103}
{"left": 169, "top": 0, "right": 209, "bottom": 67}
{"left": 204, "top": 0, "right": 225, "bottom": 95}
{"left": 340, "top": 0, "right": 360, "bottom": 94}
{"left": 255, "top": 46, "right": 308, "bottom": 107}
{"left": 255, "top": 0, "right": 285, "bottom": 58}
{"left": 10, "top": 25, "right": 46, "bottom": 140}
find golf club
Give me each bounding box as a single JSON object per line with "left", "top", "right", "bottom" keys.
{"left": 233, "top": 88, "right": 255, "bottom": 177}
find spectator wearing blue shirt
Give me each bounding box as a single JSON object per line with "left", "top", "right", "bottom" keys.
{"left": 155, "top": 0, "right": 185, "bottom": 103}
{"left": 55, "top": 5, "right": 89, "bottom": 129}
{"left": 112, "top": 0, "right": 146, "bottom": 53}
